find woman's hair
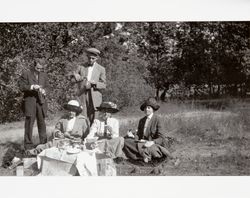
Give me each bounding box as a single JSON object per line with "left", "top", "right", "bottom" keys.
{"left": 100, "top": 110, "right": 112, "bottom": 118}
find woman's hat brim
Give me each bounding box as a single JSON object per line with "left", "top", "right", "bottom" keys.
{"left": 96, "top": 107, "right": 119, "bottom": 113}
{"left": 140, "top": 102, "right": 160, "bottom": 111}
{"left": 63, "top": 104, "right": 82, "bottom": 114}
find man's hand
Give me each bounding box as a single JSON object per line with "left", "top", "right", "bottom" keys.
{"left": 89, "top": 80, "right": 97, "bottom": 88}
{"left": 85, "top": 81, "right": 92, "bottom": 90}
{"left": 32, "top": 84, "right": 40, "bottom": 90}
{"left": 144, "top": 141, "right": 154, "bottom": 148}
{"left": 39, "top": 88, "right": 46, "bottom": 96}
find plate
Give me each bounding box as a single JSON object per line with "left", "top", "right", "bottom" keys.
{"left": 67, "top": 147, "right": 81, "bottom": 154}
{"left": 136, "top": 139, "right": 146, "bottom": 143}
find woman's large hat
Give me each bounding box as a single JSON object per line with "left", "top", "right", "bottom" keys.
{"left": 96, "top": 102, "right": 119, "bottom": 113}
{"left": 140, "top": 97, "right": 160, "bottom": 111}
{"left": 63, "top": 100, "right": 82, "bottom": 114}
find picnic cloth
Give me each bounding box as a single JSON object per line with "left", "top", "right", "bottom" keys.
{"left": 37, "top": 147, "right": 98, "bottom": 176}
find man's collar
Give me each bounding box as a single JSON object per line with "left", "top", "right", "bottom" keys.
{"left": 88, "top": 62, "right": 96, "bottom": 67}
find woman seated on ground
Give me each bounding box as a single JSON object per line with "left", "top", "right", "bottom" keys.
{"left": 85, "top": 102, "right": 125, "bottom": 159}
{"left": 123, "top": 97, "right": 174, "bottom": 163}
{"left": 25, "top": 100, "right": 90, "bottom": 155}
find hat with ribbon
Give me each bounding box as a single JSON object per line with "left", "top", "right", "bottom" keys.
{"left": 96, "top": 102, "right": 119, "bottom": 113}
{"left": 63, "top": 100, "right": 83, "bottom": 114}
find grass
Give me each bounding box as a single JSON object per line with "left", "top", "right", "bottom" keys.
{"left": 1, "top": 98, "right": 250, "bottom": 175}
{"left": 118, "top": 99, "right": 250, "bottom": 175}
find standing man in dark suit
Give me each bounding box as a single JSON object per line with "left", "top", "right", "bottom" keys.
{"left": 70, "top": 48, "right": 106, "bottom": 125}
{"left": 19, "top": 58, "right": 49, "bottom": 150}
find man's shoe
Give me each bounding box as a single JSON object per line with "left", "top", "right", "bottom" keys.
{"left": 8, "top": 157, "right": 23, "bottom": 169}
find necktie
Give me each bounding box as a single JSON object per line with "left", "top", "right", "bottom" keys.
{"left": 35, "top": 73, "right": 38, "bottom": 82}
{"left": 143, "top": 117, "right": 150, "bottom": 137}
{"left": 103, "top": 120, "right": 108, "bottom": 138}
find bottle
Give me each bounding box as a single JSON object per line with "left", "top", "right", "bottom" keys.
{"left": 16, "top": 166, "right": 24, "bottom": 176}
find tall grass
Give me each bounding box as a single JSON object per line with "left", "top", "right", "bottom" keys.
{"left": 1, "top": 99, "right": 250, "bottom": 175}
{"left": 1, "top": 99, "right": 250, "bottom": 147}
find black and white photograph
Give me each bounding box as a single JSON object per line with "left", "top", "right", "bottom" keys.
{"left": 0, "top": 21, "right": 250, "bottom": 177}
{"left": 0, "top": 0, "right": 250, "bottom": 198}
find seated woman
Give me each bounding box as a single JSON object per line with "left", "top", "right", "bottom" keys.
{"left": 85, "top": 102, "right": 125, "bottom": 159}
{"left": 25, "top": 100, "right": 90, "bottom": 155}
{"left": 123, "top": 97, "right": 173, "bottom": 163}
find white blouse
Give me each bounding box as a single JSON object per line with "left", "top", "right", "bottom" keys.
{"left": 86, "top": 117, "right": 119, "bottom": 139}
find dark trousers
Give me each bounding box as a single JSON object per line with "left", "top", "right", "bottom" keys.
{"left": 86, "top": 91, "right": 96, "bottom": 126}
{"left": 24, "top": 103, "right": 47, "bottom": 149}
{"left": 78, "top": 91, "right": 97, "bottom": 126}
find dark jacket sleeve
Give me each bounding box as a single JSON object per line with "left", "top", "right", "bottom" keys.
{"left": 152, "top": 117, "right": 165, "bottom": 145}
{"left": 136, "top": 118, "right": 145, "bottom": 140}
{"left": 19, "top": 71, "right": 32, "bottom": 92}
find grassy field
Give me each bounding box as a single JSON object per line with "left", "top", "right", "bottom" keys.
{"left": 1, "top": 99, "right": 250, "bottom": 176}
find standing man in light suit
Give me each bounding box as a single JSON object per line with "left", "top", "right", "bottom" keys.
{"left": 72, "top": 48, "right": 106, "bottom": 125}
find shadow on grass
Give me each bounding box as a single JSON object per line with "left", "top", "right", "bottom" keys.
{"left": 0, "top": 142, "right": 25, "bottom": 168}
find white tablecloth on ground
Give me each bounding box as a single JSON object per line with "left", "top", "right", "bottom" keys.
{"left": 37, "top": 147, "right": 98, "bottom": 176}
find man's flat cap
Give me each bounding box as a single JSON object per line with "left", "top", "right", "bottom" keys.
{"left": 86, "top": 48, "right": 101, "bottom": 56}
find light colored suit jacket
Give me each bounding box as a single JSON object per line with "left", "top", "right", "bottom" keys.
{"left": 74, "top": 62, "right": 106, "bottom": 109}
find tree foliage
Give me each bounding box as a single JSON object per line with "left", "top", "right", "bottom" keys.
{"left": 0, "top": 22, "right": 249, "bottom": 123}
{"left": 0, "top": 22, "right": 153, "bottom": 123}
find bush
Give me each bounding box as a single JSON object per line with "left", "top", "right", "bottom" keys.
{"left": 0, "top": 23, "right": 155, "bottom": 123}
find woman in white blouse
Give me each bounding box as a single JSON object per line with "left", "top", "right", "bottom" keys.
{"left": 85, "top": 102, "right": 125, "bottom": 159}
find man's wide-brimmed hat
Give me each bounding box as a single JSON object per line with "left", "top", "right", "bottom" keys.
{"left": 140, "top": 97, "right": 160, "bottom": 111}
{"left": 63, "top": 100, "right": 82, "bottom": 114}
{"left": 85, "top": 48, "right": 101, "bottom": 57}
{"left": 96, "top": 102, "right": 119, "bottom": 113}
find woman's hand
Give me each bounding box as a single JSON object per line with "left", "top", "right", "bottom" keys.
{"left": 127, "top": 130, "right": 135, "bottom": 138}
{"left": 144, "top": 141, "right": 154, "bottom": 148}
{"left": 55, "top": 131, "right": 64, "bottom": 139}
{"left": 90, "top": 142, "right": 98, "bottom": 149}
{"left": 105, "top": 125, "right": 113, "bottom": 135}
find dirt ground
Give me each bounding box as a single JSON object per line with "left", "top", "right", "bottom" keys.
{"left": 1, "top": 107, "right": 250, "bottom": 176}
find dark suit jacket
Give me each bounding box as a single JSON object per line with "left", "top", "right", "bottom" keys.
{"left": 136, "top": 114, "right": 167, "bottom": 147}
{"left": 19, "top": 70, "right": 49, "bottom": 117}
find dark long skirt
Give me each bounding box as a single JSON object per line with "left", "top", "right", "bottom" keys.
{"left": 123, "top": 138, "right": 172, "bottom": 161}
